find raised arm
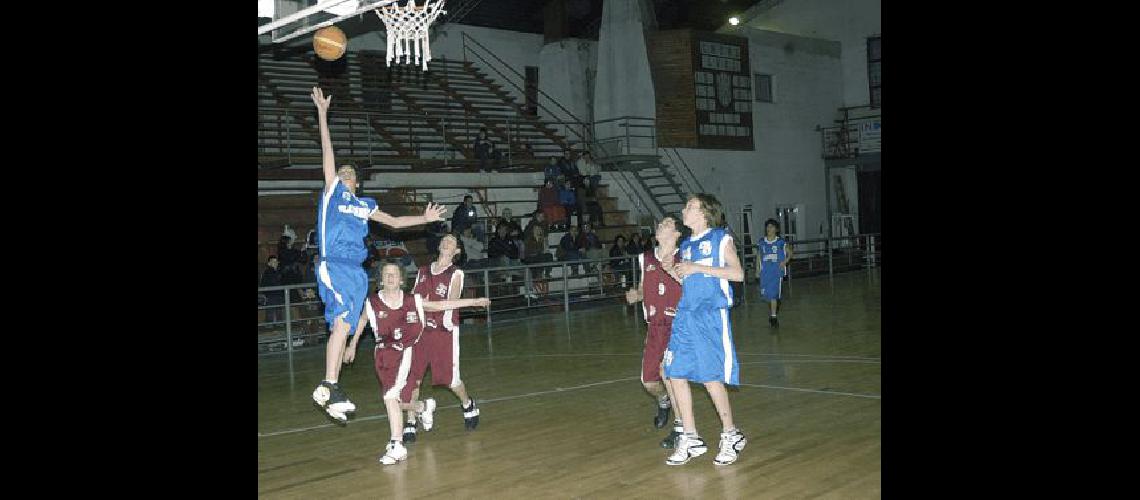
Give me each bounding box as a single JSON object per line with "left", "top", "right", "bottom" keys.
{"left": 310, "top": 87, "right": 337, "bottom": 188}
{"left": 369, "top": 202, "right": 447, "bottom": 228}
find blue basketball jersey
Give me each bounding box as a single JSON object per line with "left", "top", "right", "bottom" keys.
{"left": 758, "top": 236, "right": 786, "bottom": 273}
{"left": 677, "top": 227, "right": 734, "bottom": 310}
{"left": 316, "top": 177, "right": 378, "bottom": 263}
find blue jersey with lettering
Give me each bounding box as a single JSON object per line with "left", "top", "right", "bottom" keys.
{"left": 677, "top": 227, "right": 734, "bottom": 310}
{"left": 758, "top": 236, "right": 787, "bottom": 275}
{"left": 316, "top": 177, "right": 378, "bottom": 263}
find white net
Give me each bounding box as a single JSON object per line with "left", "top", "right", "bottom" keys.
{"left": 375, "top": 0, "right": 447, "bottom": 71}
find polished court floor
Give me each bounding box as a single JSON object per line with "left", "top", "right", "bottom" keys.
{"left": 258, "top": 269, "right": 881, "bottom": 499}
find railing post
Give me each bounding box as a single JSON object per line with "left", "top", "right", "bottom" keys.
{"left": 483, "top": 268, "right": 492, "bottom": 327}
{"left": 367, "top": 111, "right": 373, "bottom": 165}
{"left": 284, "top": 287, "right": 293, "bottom": 354}
{"left": 286, "top": 113, "right": 292, "bottom": 164}
{"left": 827, "top": 239, "right": 834, "bottom": 277}
{"left": 870, "top": 235, "right": 877, "bottom": 268}
{"left": 562, "top": 262, "right": 570, "bottom": 315}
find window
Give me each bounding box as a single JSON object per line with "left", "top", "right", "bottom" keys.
{"left": 867, "top": 37, "right": 881, "bottom": 108}
{"left": 754, "top": 73, "right": 772, "bottom": 102}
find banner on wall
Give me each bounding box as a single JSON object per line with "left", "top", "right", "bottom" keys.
{"left": 859, "top": 120, "right": 881, "bottom": 153}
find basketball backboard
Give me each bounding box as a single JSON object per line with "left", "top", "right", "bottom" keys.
{"left": 258, "top": 0, "right": 399, "bottom": 44}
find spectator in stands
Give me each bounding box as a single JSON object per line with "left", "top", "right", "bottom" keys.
{"left": 626, "top": 232, "right": 646, "bottom": 255}
{"left": 459, "top": 226, "right": 486, "bottom": 269}
{"left": 523, "top": 210, "right": 548, "bottom": 242}
{"left": 559, "top": 179, "right": 579, "bottom": 229}
{"left": 544, "top": 157, "right": 561, "bottom": 185}
{"left": 487, "top": 223, "right": 522, "bottom": 280}
{"left": 451, "top": 195, "right": 483, "bottom": 242}
{"left": 577, "top": 222, "right": 605, "bottom": 273}
{"left": 582, "top": 184, "right": 604, "bottom": 228}
{"left": 577, "top": 151, "right": 601, "bottom": 193}
{"left": 559, "top": 151, "right": 581, "bottom": 186}
{"left": 538, "top": 179, "right": 565, "bottom": 231}
{"left": 610, "top": 234, "right": 632, "bottom": 272}
{"left": 558, "top": 224, "right": 583, "bottom": 275}
{"left": 260, "top": 255, "right": 284, "bottom": 325}
{"left": 474, "top": 127, "right": 499, "bottom": 172}
{"left": 521, "top": 224, "right": 554, "bottom": 298}
{"left": 278, "top": 234, "right": 302, "bottom": 268}
{"left": 499, "top": 208, "right": 523, "bottom": 241}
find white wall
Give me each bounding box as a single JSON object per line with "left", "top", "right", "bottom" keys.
{"left": 593, "top": 0, "right": 657, "bottom": 144}
{"left": 538, "top": 39, "right": 597, "bottom": 141}
{"left": 670, "top": 29, "right": 843, "bottom": 244}
{"left": 742, "top": 0, "right": 880, "bottom": 108}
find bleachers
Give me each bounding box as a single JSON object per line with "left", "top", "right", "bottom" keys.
{"left": 257, "top": 50, "right": 580, "bottom": 170}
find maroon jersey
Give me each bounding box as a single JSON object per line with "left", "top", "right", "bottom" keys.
{"left": 363, "top": 291, "right": 425, "bottom": 351}
{"left": 641, "top": 248, "right": 682, "bottom": 324}
{"left": 413, "top": 263, "right": 465, "bottom": 330}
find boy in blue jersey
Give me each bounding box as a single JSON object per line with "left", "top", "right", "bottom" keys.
{"left": 758, "top": 218, "right": 793, "bottom": 328}
{"left": 309, "top": 87, "right": 447, "bottom": 423}
{"left": 660, "top": 194, "right": 748, "bottom": 466}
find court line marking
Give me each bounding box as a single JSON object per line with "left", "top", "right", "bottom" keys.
{"left": 259, "top": 375, "right": 880, "bottom": 437}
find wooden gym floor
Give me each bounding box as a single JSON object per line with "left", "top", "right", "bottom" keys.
{"left": 258, "top": 269, "right": 881, "bottom": 499}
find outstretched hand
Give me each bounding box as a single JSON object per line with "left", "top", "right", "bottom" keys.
{"left": 311, "top": 87, "right": 332, "bottom": 113}
{"left": 423, "top": 202, "right": 447, "bottom": 222}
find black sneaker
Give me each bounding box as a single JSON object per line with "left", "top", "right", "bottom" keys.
{"left": 403, "top": 422, "right": 417, "bottom": 443}
{"left": 312, "top": 381, "right": 355, "bottom": 423}
{"left": 654, "top": 404, "right": 671, "bottom": 429}
{"left": 660, "top": 428, "right": 682, "bottom": 449}
{"left": 769, "top": 316, "right": 778, "bottom": 328}
{"left": 462, "top": 398, "right": 481, "bottom": 430}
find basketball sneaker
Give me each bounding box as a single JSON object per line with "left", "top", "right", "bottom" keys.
{"left": 654, "top": 397, "right": 672, "bottom": 429}
{"left": 665, "top": 433, "right": 708, "bottom": 465}
{"left": 379, "top": 440, "right": 408, "bottom": 465}
{"left": 769, "top": 316, "right": 778, "bottom": 328}
{"left": 661, "top": 420, "right": 683, "bottom": 449}
{"left": 462, "top": 398, "right": 480, "bottom": 430}
{"left": 714, "top": 429, "right": 748, "bottom": 465}
{"left": 312, "top": 381, "right": 355, "bottom": 423}
{"left": 420, "top": 398, "right": 437, "bottom": 432}
{"left": 402, "top": 421, "right": 417, "bottom": 443}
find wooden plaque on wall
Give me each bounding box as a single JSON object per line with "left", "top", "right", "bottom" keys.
{"left": 650, "top": 30, "right": 753, "bottom": 150}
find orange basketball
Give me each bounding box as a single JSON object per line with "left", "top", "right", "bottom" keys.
{"left": 313, "top": 26, "right": 347, "bottom": 61}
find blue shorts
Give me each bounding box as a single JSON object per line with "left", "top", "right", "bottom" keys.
{"left": 760, "top": 267, "right": 783, "bottom": 301}
{"left": 663, "top": 308, "right": 739, "bottom": 385}
{"left": 316, "top": 258, "right": 369, "bottom": 334}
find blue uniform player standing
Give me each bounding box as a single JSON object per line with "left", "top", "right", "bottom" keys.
{"left": 758, "top": 218, "right": 793, "bottom": 328}
{"left": 661, "top": 194, "right": 748, "bottom": 466}
{"left": 308, "top": 87, "right": 446, "bottom": 423}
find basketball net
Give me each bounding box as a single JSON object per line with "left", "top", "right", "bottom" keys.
{"left": 375, "top": 0, "right": 446, "bottom": 71}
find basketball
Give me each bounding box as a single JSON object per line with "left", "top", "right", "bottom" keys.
{"left": 313, "top": 26, "right": 347, "bottom": 61}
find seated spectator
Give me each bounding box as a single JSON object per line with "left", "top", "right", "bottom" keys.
{"left": 558, "top": 225, "right": 584, "bottom": 275}
{"left": 499, "top": 208, "right": 523, "bottom": 241}
{"left": 582, "top": 185, "right": 604, "bottom": 228}
{"left": 474, "top": 127, "right": 499, "bottom": 172}
{"left": 559, "top": 179, "right": 579, "bottom": 228}
{"left": 459, "top": 226, "right": 487, "bottom": 269}
{"left": 559, "top": 151, "right": 581, "bottom": 186}
{"left": 544, "top": 157, "right": 561, "bottom": 185}
{"left": 577, "top": 151, "right": 602, "bottom": 193}
{"left": 487, "top": 223, "right": 522, "bottom": 280}
{"left": 577, "top": 222, "right": 605, "bottom": 272}
{"left": 610, "top": 234, "right": 632, "bottom": 271}
{"left": 538, "top": 179, "right": 566, "bottom": 231}
{"left": 451, "top": 195, "right": 484, "bottom": 242}
{"left": 523, "top": 210, "right": 548, "bottom": 242}
{"left": 521, "top": 225, "right": 554, "bottom": 298}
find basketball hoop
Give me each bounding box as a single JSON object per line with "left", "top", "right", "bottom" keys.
{"left": 375, "top": 0, "right": 446, "bottom": 71}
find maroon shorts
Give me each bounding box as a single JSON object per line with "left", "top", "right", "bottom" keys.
{"left": 407, "top": 326, "right": 461, "bottom": 388}
{"left": 641, "top": 320, "right": 673, "bottom": 383}
{"left": 374, "top": 346, "right": 418, "bottom": 403}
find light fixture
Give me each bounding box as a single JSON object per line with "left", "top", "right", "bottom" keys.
{"left": 729, "top": 17, "right": 740, "bottom": 26}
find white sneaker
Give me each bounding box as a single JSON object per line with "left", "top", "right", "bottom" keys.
{"left": 379, "top": 441, "right": 408, "bottom": 465}
{"left": 420, "top": 398, "right": 437, "bottom": 432}
{"left": 665, "top": 434, "right": 708, "bottom": 465}
{"left": 714, "top": 429, "right": 747, "bottom": 465}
